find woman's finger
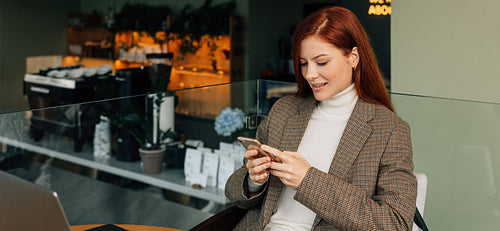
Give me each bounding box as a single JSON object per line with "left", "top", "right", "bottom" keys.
{"left": 268, "top": 169, "right": 285, "bottom": 179}
{"left": 268, "top": 161, "right": 285, "bottom": 171}
{"left": 246, "top": 156, "right": 270, "bottom": 168}
{"left": 250, "top": 172, "right": 269, "bottom": 183}
{"left": 244, "top": 149, "right": 259, "bottom": 159}
{"left": 252, "top": 160, "right": 271, "bottom": 173}
{"left": 268, "top": 151, "right": 311, "bottom": 189}
{"left": 261, "top": 145, "right": 285, "bottom": 162}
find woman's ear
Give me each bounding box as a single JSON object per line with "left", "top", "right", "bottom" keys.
{"left": 351, "top": 47, "right": 359, "bottom": 69}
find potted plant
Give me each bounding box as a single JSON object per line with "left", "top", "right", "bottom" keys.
{"left": 140, "top": 90, "right": 177, "bottom": 175}
{"left": 107, "top": 90, "right": 176, "bottom": 174}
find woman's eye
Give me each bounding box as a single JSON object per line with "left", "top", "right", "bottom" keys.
{"left": 317, "top": 62, "right": 327, "bottom": 66}
{"left": 300, "top": 62, "right": 307, "bottom": 66}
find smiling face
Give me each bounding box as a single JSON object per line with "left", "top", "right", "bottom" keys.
{"left": 299, "top": 36, "right": 359, "bottom": 101}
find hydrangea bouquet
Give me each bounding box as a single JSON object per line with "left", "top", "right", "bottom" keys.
{"left": 214, "top": 107, "right": 245, "bottom": 137}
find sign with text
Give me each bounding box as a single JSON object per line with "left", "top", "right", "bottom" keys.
{"left": 368, "top": 0, "right": 391, "bottom": 16}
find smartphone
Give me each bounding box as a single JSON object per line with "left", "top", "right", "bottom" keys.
{"left": 84, "top": 224, "right": 128, "bottom": 231}
{"left": 237, "top": 136, "right": 278, "bottom": 162}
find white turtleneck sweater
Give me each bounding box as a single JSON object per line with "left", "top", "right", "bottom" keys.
{"left": 260, "top": 84, "right": 359, "bottom": 231}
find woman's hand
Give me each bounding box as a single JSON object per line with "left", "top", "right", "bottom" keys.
{"left": 245, "top": 149, "right": 272, "bottom": 184}
{"left": 262, "top": 145, "right": 311, "bottom": 189}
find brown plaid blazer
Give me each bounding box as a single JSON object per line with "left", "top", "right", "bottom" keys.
{"left": 225, "top": 95, "right": 417, "bottom": 230}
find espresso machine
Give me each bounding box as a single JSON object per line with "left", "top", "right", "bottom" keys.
{"left": 23, "top": 55, "right": 173, "bottom": 156}
{"left": 23, "top": 65, "right": 115, "bottom": 152}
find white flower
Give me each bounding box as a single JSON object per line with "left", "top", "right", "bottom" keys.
{"left": 214, "top": 107, "right": 245, "bottom": 137}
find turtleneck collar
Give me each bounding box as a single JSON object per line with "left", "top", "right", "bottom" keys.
{"left": 316, "top": 84, "right": 358, "bottom": 116}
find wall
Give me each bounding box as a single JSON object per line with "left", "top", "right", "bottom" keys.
{"left": 392, "top": 0, "right": 500, "bottom": 103}
{"left": 246, "top": 0, "right": 302, "bottom": 80}
{"left": 0, "top": 0, "right": 80, "bottom": 113}
{"left": 342, "top": 0, "right": 391, "bottom": 85}
{"left": 392, "top": 0, "right": 500, "bottom": 230}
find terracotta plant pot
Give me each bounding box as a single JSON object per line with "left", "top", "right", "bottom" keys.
{"left": 139, "top": 147, "right": 166, "bottom": 175}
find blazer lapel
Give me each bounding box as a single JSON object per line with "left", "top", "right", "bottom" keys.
{"left": 261, "top": 96, "right": 316, "bottom": 226}
{"left": 312, "top": 99, "right": 374, "bottom": 227}
{"left": 328, "top": 99, "right": 374, "bottom": 180}
{"left": 280, "top": 96, "right": 317, "bottom": 152}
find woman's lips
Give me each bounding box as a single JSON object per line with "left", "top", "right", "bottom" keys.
{"left": 310, "top": 82, "right": 327, "bottom": 91}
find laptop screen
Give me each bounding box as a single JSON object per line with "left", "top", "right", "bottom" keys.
{"left": 0, "top": 170, "right": 72, "bottom": 231}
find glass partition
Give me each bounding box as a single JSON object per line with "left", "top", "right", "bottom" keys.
{"left": 0, "top": 79, "right": 295, "bottom": 229}
{"left": 392, "top": 93, "right": 500, "bottom": 230}
{"left": 1, "top": 80, "right": 498, "bottom": 230}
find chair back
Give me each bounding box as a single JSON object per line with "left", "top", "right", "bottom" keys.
{"left": 413, "top": 171, "right": 428, "bottom": 231}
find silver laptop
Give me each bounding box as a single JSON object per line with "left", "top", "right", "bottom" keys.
{"left": 0, "top": 170, "right": 71, "bottom": 231}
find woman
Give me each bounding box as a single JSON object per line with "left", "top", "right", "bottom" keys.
{"left": 225, "top": 6, "right": 417, "bottom": 230}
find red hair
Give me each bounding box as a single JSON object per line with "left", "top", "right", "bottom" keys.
{"left": 292, "top": 6, "right": 393, "bottom": 111}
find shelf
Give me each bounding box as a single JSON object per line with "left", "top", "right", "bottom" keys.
{"left": 0, "top": 117, "right": 229, "bottom": 204}
{"left": 174, "top": 65, "right": 228, "bottom": 78}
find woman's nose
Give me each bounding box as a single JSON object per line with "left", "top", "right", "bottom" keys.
{"left": 304, "top": 66, "right": 318, "bottom": 80}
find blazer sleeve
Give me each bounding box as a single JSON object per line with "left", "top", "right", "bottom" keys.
{"left": 294, "top": 119, "right": 417, "bottom": 230}
{"left": 224, "top": 100, "right": 274, "bottom": 209}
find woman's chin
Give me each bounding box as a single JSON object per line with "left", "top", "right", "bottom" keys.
{"left": 313, "top": 93, "right": 328, "bottom": 101}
